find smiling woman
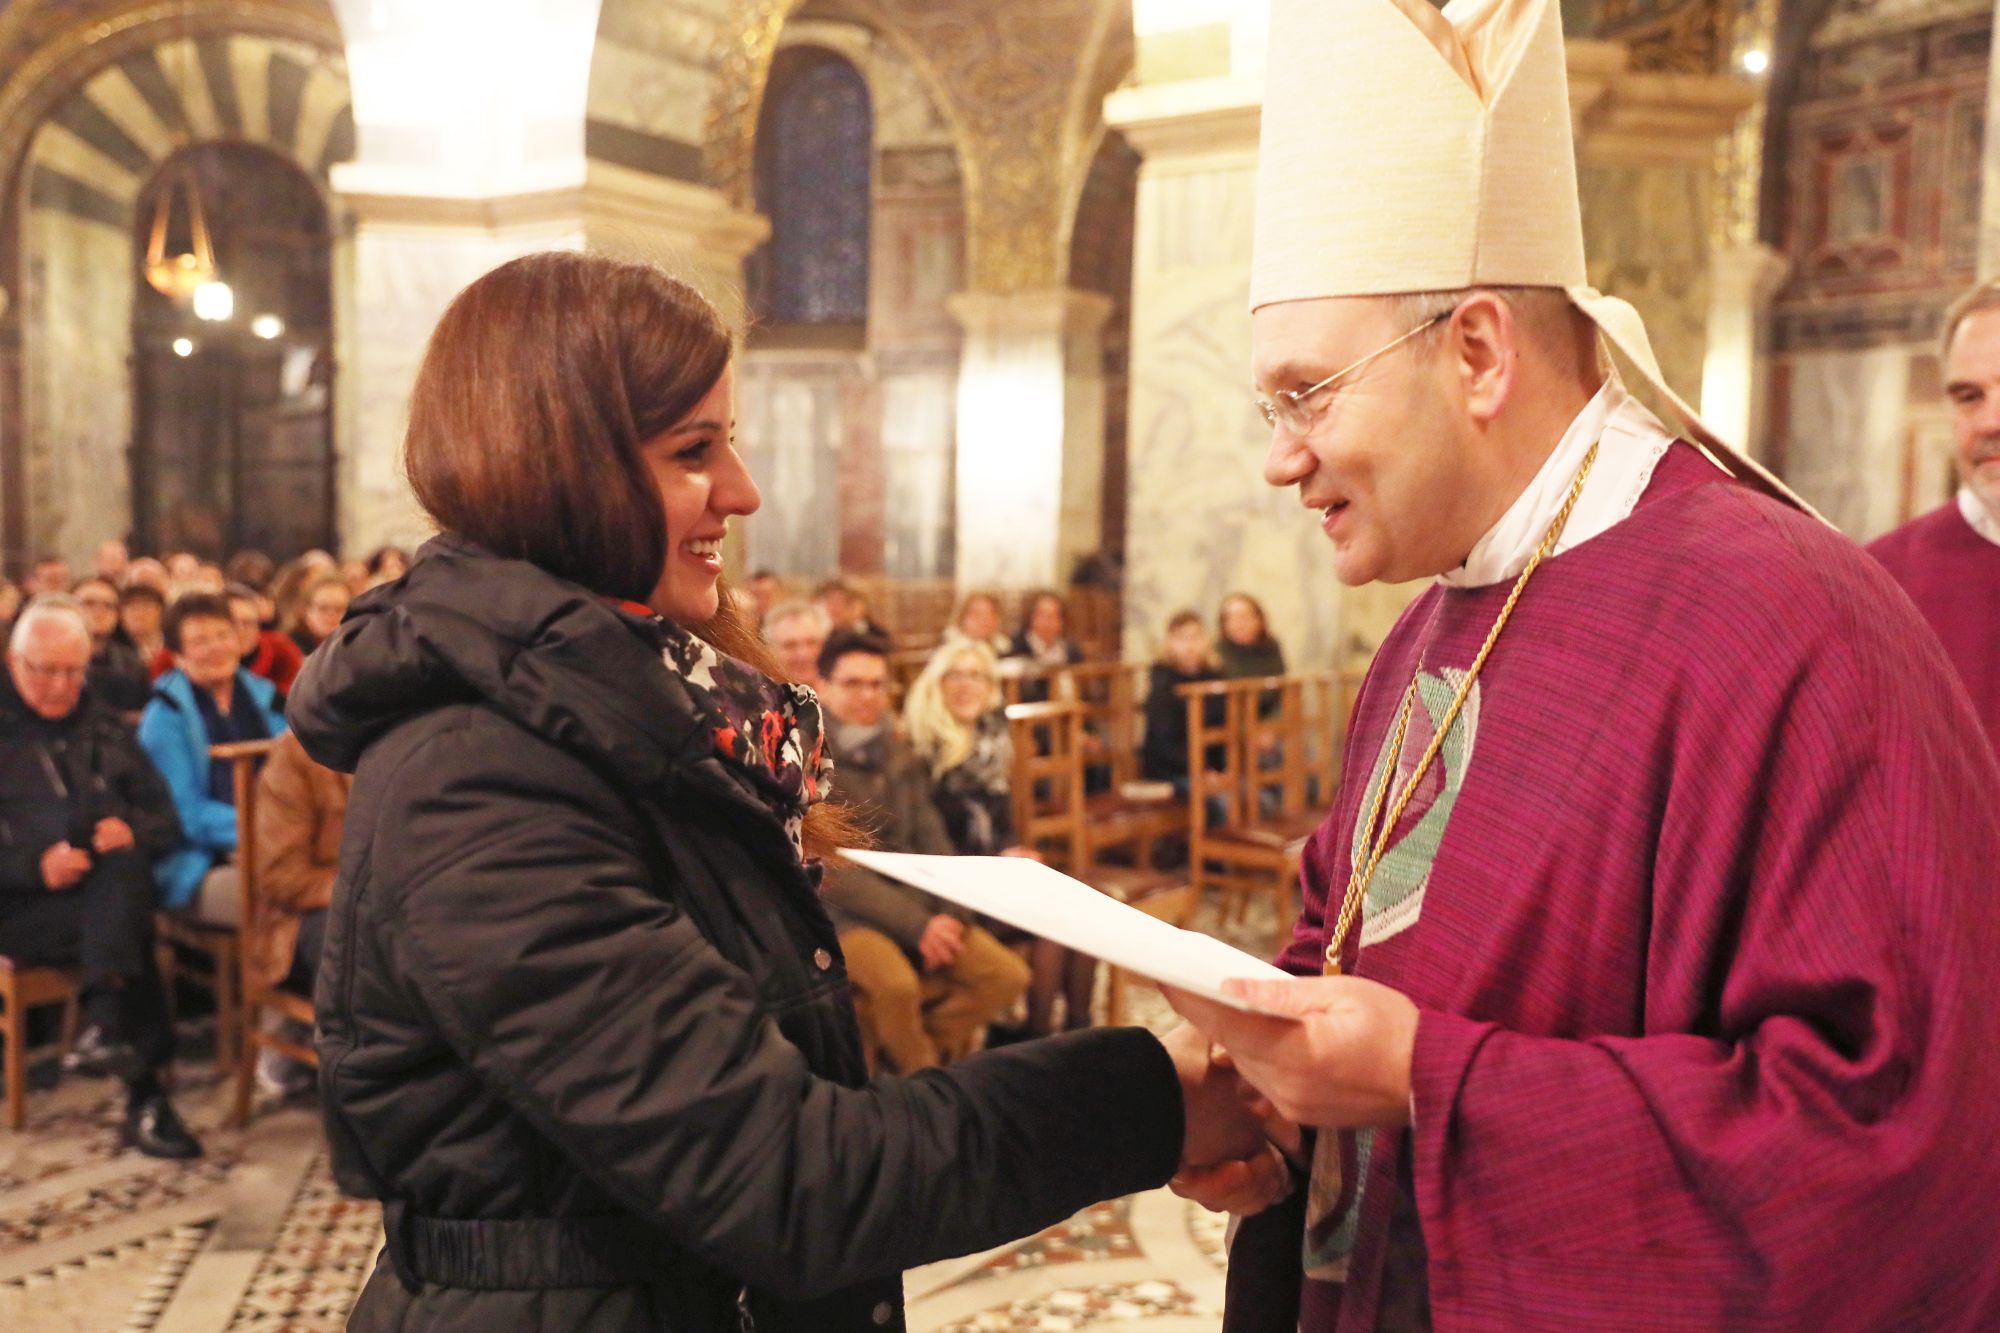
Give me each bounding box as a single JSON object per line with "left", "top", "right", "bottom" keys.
{"left": 283, "top": 252, "right": 1257, "bottom": 1333}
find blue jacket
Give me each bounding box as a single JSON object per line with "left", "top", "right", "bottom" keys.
{"left": 137, "top": 669, "right": 287, "bottom": 908}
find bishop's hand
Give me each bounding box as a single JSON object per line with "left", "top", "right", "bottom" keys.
{"left": 1162, "top": 975, "right": 1420, "bottom": 1132}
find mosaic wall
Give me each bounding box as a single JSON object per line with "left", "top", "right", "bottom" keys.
{"left": 1768, "top": 5, "right": 1989, "bottom": 536}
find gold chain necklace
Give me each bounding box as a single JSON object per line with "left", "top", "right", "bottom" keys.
{"left": 1321, "top": 440, "right": 1600, "bottom": 975}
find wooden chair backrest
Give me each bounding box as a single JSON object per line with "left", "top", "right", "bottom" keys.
{"left": 210, "top": 739, "right": 281, "bottom": 939}
{"left": 998, "top": 663, "right": 1067, "bottom": 709}
{"left": 1061, "top": 661, "right": 1148, "bottom": 787}
{"left": 1177, "top": 673, "right": 1340, "bottom": 828}
{"left": 1002, "top": 701, "right": 1086, "bottom": 872}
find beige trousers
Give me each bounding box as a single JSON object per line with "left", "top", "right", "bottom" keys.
{"left": 839, "top": 925, "right": 1030, "bottom": 1074}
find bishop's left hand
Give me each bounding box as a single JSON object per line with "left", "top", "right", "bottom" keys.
{"left": 1161, "top": 976, "right": 1421, "bottom": 1132}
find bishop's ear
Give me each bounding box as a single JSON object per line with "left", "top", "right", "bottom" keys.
{"left": 1441, "top": 291, "right": 1519, "bottom": 426}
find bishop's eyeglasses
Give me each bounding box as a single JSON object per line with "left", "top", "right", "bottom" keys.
{"left": 1255, "top": 309, "right": 1450, "bottom": 437}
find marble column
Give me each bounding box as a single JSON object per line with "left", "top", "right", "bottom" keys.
{"left": 1700, "top": 241, "right": 1790, "bottom": 459}
{"left": 947, "top": 289, "right": 1114, "bottom": 590}
{"left": 324, "top": 0, "right": 764, "bottom": 555}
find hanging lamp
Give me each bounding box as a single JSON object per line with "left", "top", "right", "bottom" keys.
{"left": 143, "top": 160, "right": 219, "bottom": 303}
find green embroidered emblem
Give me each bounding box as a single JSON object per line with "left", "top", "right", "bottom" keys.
{"left": 1349, "top": 667, "right": 1479, "bottom": 949}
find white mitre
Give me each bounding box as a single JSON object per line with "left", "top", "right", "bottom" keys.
{"left": 1251, "top": 0, "right": 1809, "bottom": 513}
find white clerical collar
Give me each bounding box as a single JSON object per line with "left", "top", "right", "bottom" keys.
{"left": 1955, "top": 486, "right": 2000, "bottom": 546}
{"left": 1440, "top": 372, "right": 1675, "bottom": 589}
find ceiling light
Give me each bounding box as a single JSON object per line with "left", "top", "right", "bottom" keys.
{"left": 251, "top": 314, "right": 284, "bottom": 340}
{"left": 172, "top": 337, "right": 194, "bottom": 357}
{"left": 1741, "top": 49, "right": 1769, "bottom": 76}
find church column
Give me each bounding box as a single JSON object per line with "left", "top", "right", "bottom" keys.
{"left": 947, "top": 289, "right": 1113, "bottom": 588}
{"left": 1700, "top": 241, "right": 1790, "bottom": 461}
{"left": 1110, "top": 4, "right": 1368, "bottom": 669}
{"left": 327, "top": 0, "right": 604, "bottom": 553}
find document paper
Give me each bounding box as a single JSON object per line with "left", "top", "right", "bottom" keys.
{"left": 837, "top": 849, "right": 1300, "bottom": 1019}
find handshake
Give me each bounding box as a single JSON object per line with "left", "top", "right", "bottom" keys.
{"left": 1160, "top": 973, "right": 1423, "bottom": 1216}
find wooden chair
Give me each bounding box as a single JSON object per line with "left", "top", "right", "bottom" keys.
{"left": 0, "top": 959, "right": 80, "bottom": 1131}
{"left": 154, "top": 738, "right": 278, "bottom": 1073}
{"left": 206, "top": 738, "right": 316, "bottom": 1128}
{"left": 1178, "top": 676, "right": 1326, "bottom": 948}
{"left": 1064, "top": 662, "right": 1187, "bottom": 867}
{"left": 886, "top": 647, "right": 934, "bottom": 708}
{"left": 1004, "top": 702, "right": 1192, "bottom": 1025}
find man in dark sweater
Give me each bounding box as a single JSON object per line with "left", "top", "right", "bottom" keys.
{"left": 816, "top": 632, "right": 1028, "bottom": 1072}
{"left": 0, "top": 596, "right": 201, "bottom": 1158}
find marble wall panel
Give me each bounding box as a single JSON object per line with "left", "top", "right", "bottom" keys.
{"left": 878, "top": 361, "right": 956, "bottom": 577}
{"left": 22, "top": 210, "right": 133, "bottom": 564}
{"left": 339, "top": 227, "right": 583, "bottom": 556}
{"left": 737, "top": 351, "right": 852, "bottom": 577}
{"left": 1122, "top": 158, "right": 1352, "bottom": 670}
{"left": 1579, "top": 161, "right": 1714, "bottom": 405}
{"left": 1779, "top": 344, "right": 1913, "bottom": 539}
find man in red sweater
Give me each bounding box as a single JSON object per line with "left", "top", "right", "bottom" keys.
{"left": 1867, "top": 280, "right": 2000, "bottom": 755}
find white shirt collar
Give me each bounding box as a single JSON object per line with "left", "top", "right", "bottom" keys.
{"left": 1955, "top": 486, "right": 2000, "bottom": 546}
{"left": 1440, "top": 372, "right": 1676, "bottom": 589}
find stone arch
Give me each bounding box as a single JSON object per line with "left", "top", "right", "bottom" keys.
{"left": 5, "top": 18, "right": 349, "bottom": 566}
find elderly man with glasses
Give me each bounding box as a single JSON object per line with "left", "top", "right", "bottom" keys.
{"left": 0, "top": 596, "right": 201, "bottom": 1158}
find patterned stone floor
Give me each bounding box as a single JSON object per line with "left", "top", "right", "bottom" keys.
{"left": 0, "top": 891, "right": 1282, "bottom": 1331}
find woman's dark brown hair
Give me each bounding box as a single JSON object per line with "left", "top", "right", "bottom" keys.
{"left": 406, "top": 251, "right": 732, "bottom": 605}
{"left": 403, "top": 252, "right": 859, "bottom": 855}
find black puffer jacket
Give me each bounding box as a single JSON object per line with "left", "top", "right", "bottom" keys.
{"left": 0, "top": 671, "right": 181, "bottom": 893}
{"left": 290, "top": 536, "right": 1183, "bottom": 1333}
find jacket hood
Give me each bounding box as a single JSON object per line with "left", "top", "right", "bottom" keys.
{"left": 287, "top": 535, "right": 710, "bottom": 789}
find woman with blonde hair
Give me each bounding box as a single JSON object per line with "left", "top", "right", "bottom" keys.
{"left": 903, "top": 640, "right": 1098, "bottom": 1037}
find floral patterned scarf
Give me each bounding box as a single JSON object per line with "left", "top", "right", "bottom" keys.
{"left": 650, "top": 615, "right": 833, "bottom": 862}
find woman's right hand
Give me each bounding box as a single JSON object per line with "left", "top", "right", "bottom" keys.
{"left": 1162, "top": 1023, "right": 1273, "bottom": 1171}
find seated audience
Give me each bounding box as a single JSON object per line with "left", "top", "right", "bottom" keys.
{"left": 814, "top": 578, "right": 888, "bottom": 644}
{"left": 93, "top": 540, "right": 130, "bottom": 586}
{"left": 249, "top": 730, "right": 349, "bottom": 1095}
{"left": 122, "top": 557, "right": 171, "bottom": 596}
{"left": 224, "top": 551, "right": 276, "bottom": 607}
{"left": 286, "top": 573, "right": 351, "bottom": 655}
{"left": 267, "top": 553, "right": 337, "bottom": 640}
{"left": 904, "top": 642, "right": 1096, "bottom": 1035}
{"left": 943, "top": 591, "right": 1011, "bottom": 657}
{"left": 1009, "top": 590, "right": 1085, "bottom": 669}
{"left": 227, "top": 583, "right": 304, "bottom": 700}
{"left": 0, "top": 597, "right": 200, "bottom": 1157}
{"left": 122, "top": 584, "right": 169, "bottom": 678}
{"left": 249, "top": 731, "right": 347, "bottom": 998}
{"left": 138, "top": 593, "right": 287, "bottom": 923}
{"left": 744, "top": 570, "right": 785, "bottom": 625}
{"left": 817, "top": 632, "right": 1029, "bottom": 1071}
{"left": 24, "top": 556, "right": 71, "bottom": 596}
{"left": 762, "top": 599, "right": 831, "bottom": 688}
{"left": 364, "top": 545, "right": 410, "bottom": 587}
{"left": 164, "top": 552, "right": 201, "bottom": 586}
{"left": 1140, "top": 610, "right": 1223, "bottom": 791}
{"left": 1007, "top": 589, "right": 1084, "bottom": 703}
{"left": 1216, "top": 591, "right": 1287, "bottom": 723}
{"left": 76, "top": 578, "right": 151, "bottom": 716}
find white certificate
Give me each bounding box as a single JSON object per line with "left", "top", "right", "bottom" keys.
{"left": 837, "top": 848, "right": 1300, "bottom": 1019}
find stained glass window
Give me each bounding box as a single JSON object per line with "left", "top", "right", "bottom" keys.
{"left": 749, "top": 49, "right": 872, "bottom": 326}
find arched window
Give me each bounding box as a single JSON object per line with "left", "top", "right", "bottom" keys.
{"left": 748, "top": 47, "right": 872, "bottom": 329}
